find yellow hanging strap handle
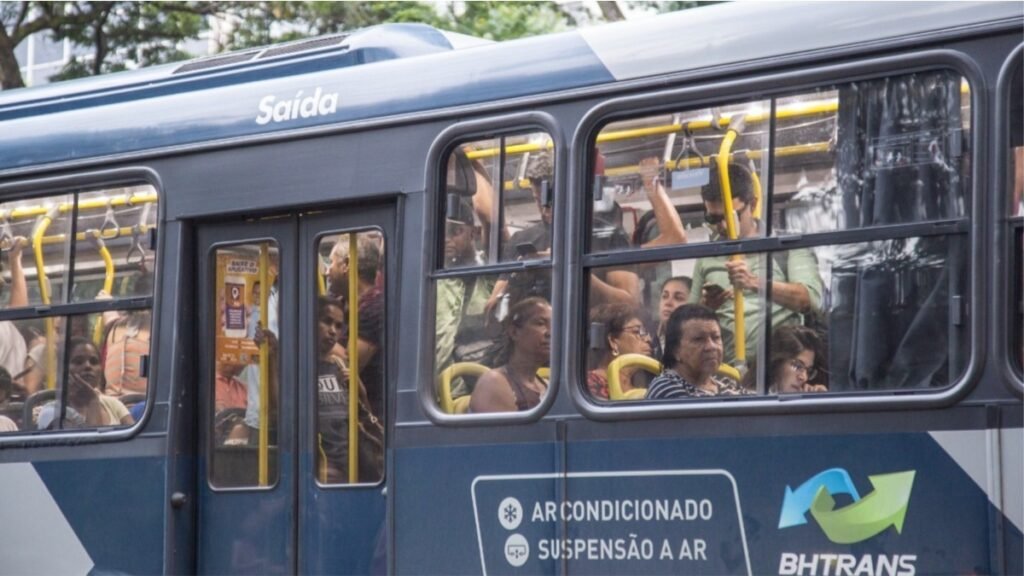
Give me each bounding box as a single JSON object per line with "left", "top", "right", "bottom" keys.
{"left": 88, "top": 230, "right": 116, "bottom": 347}
{"left": 258, "top": 243, "right": 271, "bottom": 487}
{"left": 716, "top": 114, "right": 748, "bottom": 363}
{"left": 347, "top": 233, "right": 360, "bottom": 484}
{"left": 33, "top": 206, "right": 59, "bottom": 390}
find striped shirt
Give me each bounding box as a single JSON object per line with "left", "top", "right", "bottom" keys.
{"left": 645, "top": 369, "right": 751, "bottom": 400}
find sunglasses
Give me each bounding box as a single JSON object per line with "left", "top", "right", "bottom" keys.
{"left": 704, "top": 202, "right": 747, "bottom": 226}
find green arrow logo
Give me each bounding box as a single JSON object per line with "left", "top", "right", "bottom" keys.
{"left": 809, "top": 470, "right": 915, "bottom": 544}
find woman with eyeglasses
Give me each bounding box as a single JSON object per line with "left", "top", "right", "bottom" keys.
{"left": 742, "top": 325, "right": 827, "bottom": 394}
{"left": 587, "top": 303, "right": 653, "bottom": 400}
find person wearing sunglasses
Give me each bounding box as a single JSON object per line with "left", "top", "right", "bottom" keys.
{"left": 688, "top": 162, "right": 823, "bottom": 365}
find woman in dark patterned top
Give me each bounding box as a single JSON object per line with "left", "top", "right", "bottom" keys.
{"left": 646, "top": 304, "right": 751, "bottom": 400}
{"left": 470, "top": 297, "right": 551, "bottom": 412}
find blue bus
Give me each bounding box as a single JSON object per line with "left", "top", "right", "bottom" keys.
{"left": 0, "top": 2, "right": 1020, "bottom": 574}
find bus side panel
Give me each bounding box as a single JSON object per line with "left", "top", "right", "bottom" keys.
{"left": 394, "top": 441, "right": 560, "bottom": 575}
{"left": 34, "top": 455, "right": 166, "bottom": 575}
{"left": 392, "top": 429, "right": 1021, "bottom": 575}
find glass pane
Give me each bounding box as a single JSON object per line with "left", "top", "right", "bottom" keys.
{"left": 441, "top": 132, "right": 555, "bottom": 269}
{"left": 0, "top": 194, "right": 73, "bottom": 308}
{"left": 1014, "top": 229, "right": 1023, "bottom": 376}
{"left": 211, "top": 242, "right": 279, "bottom": 488}
{"left": 589, "top": 99, "right": 771, "bottom": 252}
{"left": 0, "top": 318, "right": 55, "bottom": 432}
{"left": 434, "top": 270, "right": 552, "bottom": 414}
{"left": 587, "top": 235, "right": 966, "bottom": 403}
{"left": 774, "top": 71, "right": 971, "bottom": 234}
{"left": 73, "top": 185, "right": 158, "bottom": 302}
{"left": 316, "top": 230, "right": 385, "bottom": 484}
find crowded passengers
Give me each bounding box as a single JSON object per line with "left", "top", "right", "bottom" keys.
{"left": 438, "top": 149, "right": 830, "bottom": 412}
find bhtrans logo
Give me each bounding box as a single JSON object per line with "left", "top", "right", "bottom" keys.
{"left": 255, "top": 87, "right": 339, "bottom": 125}
{"left": 777, "top": 468, "right": 917, "bottom": 576}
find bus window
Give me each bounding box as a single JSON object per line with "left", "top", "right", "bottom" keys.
{"left": 442, "top": 132, "right": 555, "bottom": 269}
{"left": 773, "top": 71, "right": 970, "bottom": 234}
{"left": 590, "top": 99, "right": 771, "bottom": 255}
{"left": 73, "top": 186, "right": 158, "bottom": 302}
{"left": 0, "top": 193, "right": 73, "bottom": 309}
{"left": 434, "top": 131, "right": 557, "bottom": 417}
{"left": 585, "top": 234, "right": 965, "bottom": 402}
{"left": 210, "top": 242, "right": 279, "bottom": 489}
{"left": 583, "top": 70, "right": 973, "bottom": 406}
{"left": 316, "top": 230, "right": 384, "bottom": 485}
{"left": 1009, "top": 62, "right": 1023, "bottom": 375}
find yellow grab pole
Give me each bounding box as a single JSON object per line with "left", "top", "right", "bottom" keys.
{"left": 32, "top": 207, "right": 58, "bottom": 390}
{"left": 317, "top": 266, "right": 326, "bottom": 296}
{"left": 258, "top": 244, "right": 270, "bottom": 487}
{"left": 347, "top": 233, "right": 360, "bottom": 483}
{"left": 89, "top": 231, "right": 116, "bottom": 347}
{"left": 717, "top": 115, "right": 747, "bottom": 363}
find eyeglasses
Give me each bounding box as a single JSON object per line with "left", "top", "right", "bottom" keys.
{"left": 789, "top": 359, "right": 818, "bottom": 380}
{"left": 621, "top": 326, "right": 650, "bottom": 339}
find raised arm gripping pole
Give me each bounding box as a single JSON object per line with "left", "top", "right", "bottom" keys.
{"left": 258, "top": 243, "right": 270, "bottom": 487}
{"left": 716, "top": 114, "right": 748, "bottom": 363}
{"left": 33, "top": 206, "right": 59, "bottom": 390}
{"left": 88, "top": 230, "right": 116, "bottom": 347}
{"left": 347, "top": 233, "right": 360, "bottom": 484}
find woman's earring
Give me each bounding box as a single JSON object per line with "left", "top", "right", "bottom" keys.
{"left": 611, "top": 346, "right": 620, "bottom": 357}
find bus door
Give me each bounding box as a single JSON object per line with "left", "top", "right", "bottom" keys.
{"left": 196, "top": 217, "right": 298, "bottom": 575}
{"left": 195, "top": 205, "right": 393, "bottom": 575}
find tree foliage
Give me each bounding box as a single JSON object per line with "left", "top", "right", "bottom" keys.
{"left": 1, "top": 1, "right": 706, "bottom": 91}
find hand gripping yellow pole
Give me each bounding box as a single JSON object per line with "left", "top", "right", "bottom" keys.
{"left": 716, "top": 114, "right": 748, "bottom": 363}
{"left": 88, "top": 231, "right": 116, "bottom": 347}
{"left": 32, "top": 206, "right": 59, "bottom": 390}
{"left": 347, "top": 233, "right": 360, "bottom": 483}
{"left": 258, "top": 243, "right": 270, "bottom": 487}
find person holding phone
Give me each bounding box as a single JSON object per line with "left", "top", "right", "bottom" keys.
{"left": 688, "top": 162, "right": 823, "bottom": 365}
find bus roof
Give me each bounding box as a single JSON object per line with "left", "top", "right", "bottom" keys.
{"left": 0, "top": 1, "right": 1019, "bottom": 175}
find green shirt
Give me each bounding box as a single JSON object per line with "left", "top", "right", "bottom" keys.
{"left": 436, "top": 275, "right": 495, "bottom": 398}
{"left": 688, "top": 248, "right": 822, "bottom": 364}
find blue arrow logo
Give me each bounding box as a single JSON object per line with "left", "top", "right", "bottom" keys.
{"left": 779, "top": 468, "right": 861, "bottom": 529}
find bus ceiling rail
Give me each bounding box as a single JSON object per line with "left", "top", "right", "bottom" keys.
{"left": 0, "top": 192, "right": 158, "bottom": 223}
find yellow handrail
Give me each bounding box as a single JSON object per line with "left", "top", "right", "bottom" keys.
{"left": 258, "top": 243, "right": 270, "bottom": 487}
{"left": 0, "top": 193, "right": 158, "bottom": 223}
{"left": 347, "top": 233, "right": 359, "bottom": 484}
{"left": 32, "top": 207, "right": 58, "bottom": 391}
{"left": 606, "top": 353, "right": 661, "bottom": 401}
{"left": 717, "top": 115, "right": 747, "bottom": 363}
{"left": 88, "top": 230, "right": 116, "bottom": 347}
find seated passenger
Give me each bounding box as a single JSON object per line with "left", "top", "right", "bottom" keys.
{"left": 315, "top": 297, "right": 382, "bottom": 483}
{"left": 742, "top": 325, "right": 828, "bottom": 394}
{"left": 689, "top": 162, "right": 823, "bottom": 363}
{"left": 470, "top": 297, "right": 551, "bottom": 413}
{"left": 646, "top": 304, "right": 751, "bottom": 399}
{"left": 38, "top": 338, "right": 133, "bottom": 429}
{"left": 587, "top": 304, "right": 653, "bottom": 400}
{"left": 0, "top": 367, "right": 17, "bottom": 432}
{"left": 215, "top": 361, "right": 248, "bottom": 413}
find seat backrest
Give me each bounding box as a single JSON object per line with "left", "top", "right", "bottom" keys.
{"left": 24, "top": 389, "right": 56, "bottom": 429}
{"left": 437, "top": 362, "right": 489, "bottom": 414}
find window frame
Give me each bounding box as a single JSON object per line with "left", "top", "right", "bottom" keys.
{"left": 0, "top": 167, "right": 162, "bottom": 443}
{"left": 995, "top": 46, "right": 1024, "bottom": 395}
{"left": 420, "top": 112, "right": 565, "bottom": 425}
{"left": 569, "top": 50, "right": 987, "bottom": 420}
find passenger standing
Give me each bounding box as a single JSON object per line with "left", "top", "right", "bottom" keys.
{"left": 0, "top": 238, "right": 28, "bottom": 380}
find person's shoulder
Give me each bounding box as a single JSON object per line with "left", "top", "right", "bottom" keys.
{"left": 0, "top": 414, "right": 17, "bottom": 432}
{"left": 646, "top": 371, "right": 687, "bottom": 399}
{"left": 713, "top": 375, "right": 752, "bottom": 396}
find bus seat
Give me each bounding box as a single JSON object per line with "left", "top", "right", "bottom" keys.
{"left": 717, "top": 364, "right": 741, "bottom": 382}
{"left": 437, "top": 362, "right": 488, "bottom": 414}
{"left": 606, "top": 354, "right": 661, "bottom": 401}
{"left": 24, "top": 389, "right": 55, "bottom": 429}
{"left": 537, "top": 367, "right": 550, "bottom": 380}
